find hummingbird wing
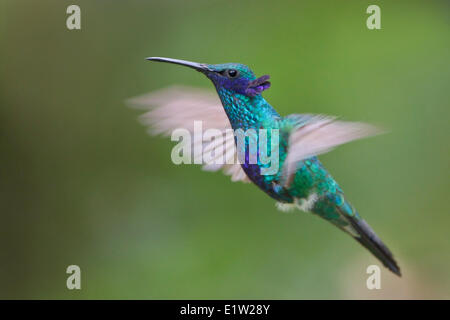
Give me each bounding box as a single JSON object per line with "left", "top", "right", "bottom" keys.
{"left": 281, "top": 114, "right": 382, "bottom": 186}
{"left": 127, "top": 86, "right": 250, "bottom": 183}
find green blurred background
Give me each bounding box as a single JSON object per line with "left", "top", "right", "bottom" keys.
{"left": 1, "top": 0, "right": 449, "bottom": 299}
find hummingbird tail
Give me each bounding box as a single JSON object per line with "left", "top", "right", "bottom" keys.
{"left": 347, "top": 216, "right": 401, "bottom": 277}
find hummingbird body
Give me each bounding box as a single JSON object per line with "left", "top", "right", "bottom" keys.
{"left": 208, "top": 65, "right": 353, "bottom": 225}
{"left": 134, "top": 57, "right": 401, "bottom": 276}
{"left": 215, "top": 91, "right": 354, "bottom": 226}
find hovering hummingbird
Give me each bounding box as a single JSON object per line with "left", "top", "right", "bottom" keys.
{"left": 130, "top": 57, "right": 401, "bottom": 276}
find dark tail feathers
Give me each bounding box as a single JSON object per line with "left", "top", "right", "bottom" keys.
{"left": 348, "top": 217, "right": 401, "bottom": 277}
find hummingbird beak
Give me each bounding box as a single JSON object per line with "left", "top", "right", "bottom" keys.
{"left": 146, "top": 57, "right": 213, "bottom": 73}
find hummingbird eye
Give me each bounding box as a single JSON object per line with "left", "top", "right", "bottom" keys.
{"left": 223, "top": 69, "right": 239, "bottom": 78}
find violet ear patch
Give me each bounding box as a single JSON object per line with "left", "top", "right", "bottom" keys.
{"left": 245, "top": 75, "right": 271, "bottom": 97}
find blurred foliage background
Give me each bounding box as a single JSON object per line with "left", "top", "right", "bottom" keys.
{"left": 1, "top": 0, "right": 449, "bottom": 299}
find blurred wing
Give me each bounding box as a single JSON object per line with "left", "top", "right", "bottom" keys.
{"left": 282, "top": 114, "right": 382, "bottom": 186}
{"left": 127, "top": 86, "right": 250, "bottom": 183}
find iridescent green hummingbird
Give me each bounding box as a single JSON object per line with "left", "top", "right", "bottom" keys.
{"left": 131, "top": 57, "right": 401, "bottom": 276}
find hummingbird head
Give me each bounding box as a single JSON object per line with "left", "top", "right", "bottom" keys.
{"left": 146, "top": 57, "right": 271, "bottom": 97}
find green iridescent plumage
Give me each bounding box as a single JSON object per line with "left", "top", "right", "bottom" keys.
{"left": 142, "top": 57, "right": 401, "bottom": 276}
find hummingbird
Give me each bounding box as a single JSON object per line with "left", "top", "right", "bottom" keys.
{"left": 131, "top": 57, "right": 401, "bottom": 276}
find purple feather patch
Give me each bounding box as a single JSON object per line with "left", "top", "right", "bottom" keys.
{"left": 245, "top": 75, "right": 271, "bottom": 97}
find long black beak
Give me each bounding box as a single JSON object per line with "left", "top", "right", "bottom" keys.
{"left": 146, "top": 57, "right": 212, "bottom": 73}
